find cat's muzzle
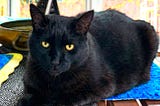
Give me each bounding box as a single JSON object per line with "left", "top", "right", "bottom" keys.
{"left": 49, "top": 66, "right": 64, "bottom": 77}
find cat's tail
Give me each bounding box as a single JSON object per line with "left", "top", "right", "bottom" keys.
{"left": 135, "top": 20, "right": 159, "bottom": 83}
{"left": 135, "top": 20, "right": 159, "bottom": 61}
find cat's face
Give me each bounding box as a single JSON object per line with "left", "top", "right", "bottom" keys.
{"left": 29, "top": 4, "right": 94, "bottom": 76}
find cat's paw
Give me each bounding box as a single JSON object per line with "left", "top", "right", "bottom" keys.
{"left": 17, "top": 95, "right": 33, "bottom": 106}
{"left": 82, "top": 102, "right": 97, "bottom": 106}
{"left": 17, "top": 98, "right": 30, "bottom": 106}
{"left": 74, "top": 100, "right": 97, "bottom": 106}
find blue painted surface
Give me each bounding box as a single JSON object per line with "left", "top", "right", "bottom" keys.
{"left": 0, "top": 54, "right": 13, "bottom": 70}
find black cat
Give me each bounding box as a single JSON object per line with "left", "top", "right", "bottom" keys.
{"left": 18, "top": 4, "right": 158, "bottom": 106}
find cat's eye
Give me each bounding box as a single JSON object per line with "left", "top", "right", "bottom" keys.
{"left": 65, "top": 44, "right": 74, "bottom": 51}
{"left": 41, "top": 41, "right": 50, "bottom": 48}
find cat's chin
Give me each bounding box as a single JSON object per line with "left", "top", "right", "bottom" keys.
{"left": 48, "top": 69, "right": 64, "bottom": 77}
{"left": 48, "top": 62, "right": 71, "bottom": 77}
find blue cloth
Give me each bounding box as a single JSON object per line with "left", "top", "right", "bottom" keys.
{"left": 107, "top": 63, "right": 160, "bottom": 100}
{"left": 0, "top": 54, "right": 13, "bottom": 69}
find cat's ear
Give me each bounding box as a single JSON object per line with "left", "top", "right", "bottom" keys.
{"left": 75, "top": 10, "right": 94, "bottom": 34}
{"left": 30, "top": 4, "right": 47, "bottom": 31}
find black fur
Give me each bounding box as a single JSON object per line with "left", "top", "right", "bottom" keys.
{"left": 18, "top": 4, "right": 159, "bottom": 106}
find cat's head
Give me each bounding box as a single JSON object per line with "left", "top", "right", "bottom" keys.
{"left": 29, "top": 4, "right": 94, "bottom": 76}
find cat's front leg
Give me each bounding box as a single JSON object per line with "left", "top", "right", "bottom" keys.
{"left": 17, "top": 94, "right": 33, "bottom": 106}
{"left": 74, "top": 100, "right": 98, "bottom": 106}
{"left": 17, "top": 93, "right": 45, "bottom": 106}
{"left": 82, "top": 102, "right": 97, "bottom": 106}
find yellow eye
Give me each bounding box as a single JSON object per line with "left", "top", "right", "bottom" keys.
{"left": 65, "top": 44, "right": 74, "bottom": 51}
{"left": 41, "top": 41, "right": 50, "bottom": 48}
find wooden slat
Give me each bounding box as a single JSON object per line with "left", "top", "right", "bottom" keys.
{"left": 157, "top": 52, "right": 160, "bottom": 57}
{"left": 97, "top": 100, "right": 160, "bottom": 106}
{"left": 97, "top": 100, "right": 107, "bottom": 106}
{"left": 107, "top": 100, "right": 139, "bottom": 106}
{"left": 140, "top": 100, "right": 160, "bottom": 106}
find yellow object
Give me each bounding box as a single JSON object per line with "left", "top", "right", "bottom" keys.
{"left": 65, "top": 44, "right": 74, "bottom": 51}
{"left": 41, "top": 41, "right": 50, "bottom": 48}
{"left": 0, "top": 53, "right": 23, "bottom": 87}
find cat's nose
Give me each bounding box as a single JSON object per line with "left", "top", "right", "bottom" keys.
{"left": 52, "top": 60, "right": 60, "bottom": 71}
{"left": 52, "top": 59, "right": 60, "bottom": 65}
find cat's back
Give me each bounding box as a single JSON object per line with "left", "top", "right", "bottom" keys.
{"left": 89, "top": 9, "right": 133, "bottom": 39}
{"left": 91, "top": 9, "right": 132, "bottom": 26}
{"left": 89, "top": 9, "right": 138, "bottom": 55}
{"left": 89, "top": 9, "right": 158, "bottom": 72}
{"left": 89, "top": 9, "right": 138, "bottom": 56}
